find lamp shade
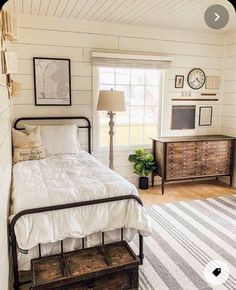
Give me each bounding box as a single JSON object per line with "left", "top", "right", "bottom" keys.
{"left": 97, "top": 90, "right": 126, "bottom": 112}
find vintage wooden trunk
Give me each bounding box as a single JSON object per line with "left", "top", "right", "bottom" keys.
{"left": 30, "top": 241, "right": 139, "bottom": 290}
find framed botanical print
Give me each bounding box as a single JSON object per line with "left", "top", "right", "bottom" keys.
{"left": 33, "top": 57, "right": 71, "bottom": 106}
{"left": 175, "top": 75, "right": 184, "bottom": 88}
{"left": 199, "top": 106, "right": 213, "bottom": 126}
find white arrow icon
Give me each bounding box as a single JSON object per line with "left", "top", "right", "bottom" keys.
{"left": 214, "top": 13, "right": 220, "bottom": 22}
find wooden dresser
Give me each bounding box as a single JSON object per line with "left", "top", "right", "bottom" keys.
{"left": 152, "top": 135, "right": 235, "bottom": 194}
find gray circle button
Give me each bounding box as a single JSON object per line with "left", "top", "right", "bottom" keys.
{"left": 204, "top": 5, "right": 229, "bottom": 30}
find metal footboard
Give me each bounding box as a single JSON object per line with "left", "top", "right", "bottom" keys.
{"left": 9, "top": 195, "right": 144, "bottom": 290}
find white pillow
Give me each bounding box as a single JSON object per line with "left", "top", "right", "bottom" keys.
{"left": 25, "top": 124, "right": 80, "bottom": 156}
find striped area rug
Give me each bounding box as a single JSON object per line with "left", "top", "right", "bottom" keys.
{"left": 132, "top": 195, "right": 236, "bottom": 290}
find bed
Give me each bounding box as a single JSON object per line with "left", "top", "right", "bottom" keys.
{"left": 9, "top": 116, "right": 152, "bottom": 290}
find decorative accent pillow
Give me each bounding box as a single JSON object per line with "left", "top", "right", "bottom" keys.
{"left": 12, "top": 126, "right": 41, "bottom": 148}
{"left": 13, "top": 146, "right": 46, "bottom": 164}
{"left": 25, "top": 124, "right": 80, "bottom": 156}
{"left": 12, "top": 127, "right": 46, "bottom": 164}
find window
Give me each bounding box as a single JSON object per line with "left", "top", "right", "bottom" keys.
{"left": 98, "top": 66, "right": 162, "bottom": 148}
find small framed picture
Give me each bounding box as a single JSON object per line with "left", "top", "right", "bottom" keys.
{"left": 33, "top": 57, "right": 71, "bottom": 106}
{"left": 199, "top": 106, "right": 213, "bottom": 126}
{"left": 205, "top": 76, "right": 220, "bottom": 89}
{"left": 175, "top": 75, "right": 184, "bottom": 88}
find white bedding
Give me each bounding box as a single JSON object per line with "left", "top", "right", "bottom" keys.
{"left": 10, "top": 151, "right": 152, "bottom": 270}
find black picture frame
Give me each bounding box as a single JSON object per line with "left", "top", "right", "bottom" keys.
{"left": 33, "top": 57, "right": 72, "bottom": 106}
{"left": 175, "top": 75, "right": 184, "bottom": 88}
{"left": 199, "top": 106, "right": 213, "bottom": 126}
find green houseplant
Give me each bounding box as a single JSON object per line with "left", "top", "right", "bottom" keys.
{"left": 128, "top": 148, "right": 156, "bottom": 190}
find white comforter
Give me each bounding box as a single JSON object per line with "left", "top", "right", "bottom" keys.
{"left": 10, "top": 151, "right": 151, "bottom": 252}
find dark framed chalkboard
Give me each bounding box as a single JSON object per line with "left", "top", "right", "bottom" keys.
{"left": 171, "top": 105, "right": 196, "bottom": 130}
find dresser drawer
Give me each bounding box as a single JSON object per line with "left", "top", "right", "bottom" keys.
{"left": 167, "top": 143, "right": 201, "bottom": 162}
{"left": 167, "top": 161, "right": 202, "bottom": 179}
{"left": 202, "top": 161, "right": 230, "bottom": 175}
{"left": 216, "top": 163, "right": 231, "bottom": 175}
{"left": 216, "top": 149, "right": 232, "bottom": 158}
{"left": 166, "top": 169, "right": 183, "bottom": 180}
{"left": 167, "top": 142, "right": 198, "bottom": 151}
{"left": 202, "top": 148, "right": 232, "bottom": 161}
{"left": 201, "top": 151, "right": 217, "bottom": 160}
{"left": 201, "top": 141, "right": 218, "bottom": 150}
{"left": 216, "top": 140, "right": 233, "bottom": 149}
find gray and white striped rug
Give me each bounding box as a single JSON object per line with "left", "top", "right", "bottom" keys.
{"left": 132, "top": 195, "right": 236, "bottom": 290}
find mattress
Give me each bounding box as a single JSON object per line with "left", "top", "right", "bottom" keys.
{"left": 10, "top": 151, "right": 152, "bottom": 270}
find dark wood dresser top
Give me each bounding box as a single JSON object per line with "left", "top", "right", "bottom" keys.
{"left": 152, "top": 135, "right": 235, "bottom": 143}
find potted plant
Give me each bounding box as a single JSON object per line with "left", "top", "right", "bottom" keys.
{"left": 128, "top": 148, "right": 156, "bottom": 190}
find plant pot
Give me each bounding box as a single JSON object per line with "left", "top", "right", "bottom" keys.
{"left": 139, "top": 177, "right": 149, "bottom": 190}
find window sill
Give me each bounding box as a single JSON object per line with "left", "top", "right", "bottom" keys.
{"left": 93, "top": 145, "right": 152, "bottom": 154}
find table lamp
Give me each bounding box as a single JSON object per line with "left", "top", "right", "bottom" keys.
{"left": 97, "top": 89, "right": 126, "bottom": 170}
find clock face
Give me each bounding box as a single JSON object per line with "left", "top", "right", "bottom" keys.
{"left": 187, "top": 68, "right": 206, "bottom": 90}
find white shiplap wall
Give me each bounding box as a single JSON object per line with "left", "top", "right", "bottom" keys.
{"left": 0, "top": 36, "right": 12, "bottom": 290}
{"left": 222, "top": 32, "right": 236, "bottom": 186}
{"left": 12, "top": 15, "right": 226, "bottom": 184}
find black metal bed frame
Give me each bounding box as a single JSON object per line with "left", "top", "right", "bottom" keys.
{"left": 0, "top": 0, "right": 8, "bottom": 10}
{"left": 14, "top": 116, "right": 92, "bottom": 153}
{"left": 10, "top": 116, "right": 144, "bottom": 290}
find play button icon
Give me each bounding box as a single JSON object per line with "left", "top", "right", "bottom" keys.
{"left": 204, "top": 5, "right": 229, "bottom": 29}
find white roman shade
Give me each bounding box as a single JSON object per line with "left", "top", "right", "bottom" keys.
{"left": 92, "top": 51, "right": 173, "bottom": 69}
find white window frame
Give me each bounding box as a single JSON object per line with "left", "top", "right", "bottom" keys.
{"left": 93, "top": 66, "right": 169, "bottom": 152}
{"left": 92, "top": 52, "right": 172, "bottom": 152}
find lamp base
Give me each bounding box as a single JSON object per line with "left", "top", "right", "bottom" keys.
{"left": 108, "top": 111, "right": 116, "bottom": 170}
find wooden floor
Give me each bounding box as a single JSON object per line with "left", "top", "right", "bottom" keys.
{"left": 139, "top": 180, "right": 236, "bottom": 205}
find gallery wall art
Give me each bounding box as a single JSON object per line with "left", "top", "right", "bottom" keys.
{"left": 33, "top": 57, "right": 71, "bottom": 106}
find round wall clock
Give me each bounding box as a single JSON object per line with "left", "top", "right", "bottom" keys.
{"left": 187, "top": 68, "right": 206, "bottom": 90}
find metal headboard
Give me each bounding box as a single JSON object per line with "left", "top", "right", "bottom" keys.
{"left": 14, "top": 116, "right": 92, "bottom": 154}
{"left": 0, "top": 0, "right": 8, "bottom": 10}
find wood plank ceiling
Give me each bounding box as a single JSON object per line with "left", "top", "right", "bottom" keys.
{"left": 4, "top": 0, "right": 236, "bottom": 33}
